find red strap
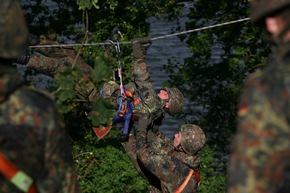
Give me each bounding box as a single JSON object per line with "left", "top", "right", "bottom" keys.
{"left": 0, "top": 153, "right": 18, "bottom": 179}
{"left": 194, "top": 170, "right": 200, "bottom": 184}
{"left": 124, "top": 90, "right": 141, "bottom": 107}
{"left": 28, "top": 182, "right": 37, "bottom": 193}
{"left": 0, "top": 153, "right": 37, "bottom": 193}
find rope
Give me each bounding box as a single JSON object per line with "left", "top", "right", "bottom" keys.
{"left": 29, "top": 17, "right": 250, "bottom": 49}
{"left": 151, "top": 17, "right": 250, "bottom": 41}
{"left": 106, "top": 40, "right": 125, "bottom": 96}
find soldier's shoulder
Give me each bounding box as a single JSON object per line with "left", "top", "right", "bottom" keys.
{"left": 17, "top": 87, "right": 56, "bottom": 108}
{"left": 29, "top": 87, "right": 55, "bottom": 101}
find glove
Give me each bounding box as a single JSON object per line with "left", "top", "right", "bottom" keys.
{"left": 131, "top": 37, "right": 152, "bottom": 61}
{"left": 15, "top": 50, "right": 30, "bottom": 65}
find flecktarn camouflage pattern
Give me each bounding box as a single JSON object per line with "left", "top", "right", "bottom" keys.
{"left": 0, "top": 0, "right": 28, "bottom": 59}
{"left": 133, "top": 128, "right": 203, "bottom": 193}
{"left": 165, "top": 87, "right": 184, "bottom": 116}
{"left": 100, "top": 38, "right": 185, "bottom": 136}
{"left": 0, "top": 66, "right": 80, "bottom": 192}
{"left": 180, "top": 124, "right": 206, "bottom": 155}
{"left": 101, "top": 81, "right": 120, "bottom": 100}
{"left": 227, "top": 1, "right": 290, "bottom": 190}
{"left": 0, "top": 0, "right": 80, "bottom": 191}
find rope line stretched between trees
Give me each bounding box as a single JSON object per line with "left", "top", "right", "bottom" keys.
{"left": 29, "top": 17, "right": 251, "bottom": 49}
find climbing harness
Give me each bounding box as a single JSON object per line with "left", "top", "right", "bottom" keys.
{"left": 113, "top": 87, "right": 140, "bottom": 135}
{"left": 0, "top": 152, "right": 37, "bottom": 193}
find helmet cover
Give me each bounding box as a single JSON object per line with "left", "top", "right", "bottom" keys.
{"left": 180, "top": 124, "right": 206, "bottom": 155}
{"left": 165, "top": 87, "right": 184, "bottom": 115}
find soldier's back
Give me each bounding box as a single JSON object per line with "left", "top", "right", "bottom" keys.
{"left": 0, "top": 73, "right": 76, "bottom": 192}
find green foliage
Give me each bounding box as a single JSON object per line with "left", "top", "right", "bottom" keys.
{"left": 73, "top": 138, "right": 149, "bottom": 193}
{"left": 55, "top": 67, "right": 81, "bottom": 114}
{"left": 199, "top": 146, "right": 226, "bottom": 193}
{"left": 163, "top": 0, "right": 270, "bottom": 149}
{"left": 53, "top": 55, "right": 116, "bottom": 132}
{"left": 87, "top": 98, "right": 115, "bottom": 126}
{"left": 77, "top": 0, "right": 100, "bottom": 10}
{"left": 162, "top": 0, "right": 271, "bottom": 191}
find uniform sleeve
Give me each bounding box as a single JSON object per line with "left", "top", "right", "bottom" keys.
{"left": 132, "top": 61, "right": 151, "bottom": 86}
{"left": 27, "top": 55, "right": 61, "bottom": 77}
{"left": 137, "top": 136, "right": 176, "bottom": 182}
{"left": 37, "top": 105, "right": 80, "bottom": 193}
{"left": 131, "top": 61, "right": 160, "bottom": 110}
{"left": 227, "top": 76, "right": 290, "bottom": 193}
{"left": 131, "top": 60, "right": 163, "bottom": 135}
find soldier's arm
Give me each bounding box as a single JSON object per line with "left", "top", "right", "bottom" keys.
{"left": 132, "top": 60, "right": 152, "bottom": 87}
{"left": 137, "top": 144, "right": 179, "bottom": 183}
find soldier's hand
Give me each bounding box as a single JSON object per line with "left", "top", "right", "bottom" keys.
{"left": 131, "top": 37, "right": 152, "bottom": 60}
{"left": 131, "top": 37, "right": 151, "bottom": 45}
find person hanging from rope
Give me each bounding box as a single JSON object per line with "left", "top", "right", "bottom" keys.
{"left": 15, "top": 29, "right": 97, "bottom": 101}
{"left": 94, "top": 40, "right": 140, "bottom": 139}
{"left": 17, "top": 30, "right": 93, "bottom": 78}
{"left": 122, "top": 124, "right": 206, "bottom": 193}
{"left": 97, "top": 37, "right": 185, "bottom": 140}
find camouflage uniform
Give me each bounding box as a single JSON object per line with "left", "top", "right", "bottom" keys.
{"left": 227, "top": 0, "right": 290, "bottom": 192}
{"left": 27, "top": 37, "right": 93, "bottom": 78}
{"left": 122, "top": 124, "right": 206, "bottom": 193}
{"left": 128, "top": 58, "right": 166, "bottom": 133}
{"left": 29, "top": 37, "right": 99, "bottom": 100}
{"left": 103, "top": 62, "right": 166, "bottom": 134}
{"left": 0, "top": 0, "right": 80, "bottom": 192}
{"left": 102, "top": 38, "right": 184, "bottom": 135}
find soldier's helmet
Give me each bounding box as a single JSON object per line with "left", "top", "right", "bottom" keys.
{"left": 250, "top": 0, "right": 290, "bottom": 25}
{"left": 0, "top": 0, "right": 29, "bottom": 59}
{"left": 180, "top": 124, "right": 206, "bottom": 155}
{"left": 164, "top": 87, "right": 184, "bottom": 116}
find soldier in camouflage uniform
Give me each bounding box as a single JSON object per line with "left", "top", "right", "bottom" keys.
{"left": 123, "top": 124, "right": 206, "bottom": 193}
{"left": 0, "top": 0, "right": 80, "bottom": 192}
{"left": 227, "top": 0, "right": 290, "bottom": 192}
{"left": 102, "top": 37, "right": 184, "bottom": 138}
{"left": 26, "top": 32, "right": 93, "bottom": 78}
{"left": 15, "top": 30, "right": 96, "bottom": 101}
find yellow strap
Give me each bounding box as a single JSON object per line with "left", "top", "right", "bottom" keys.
{"left": 11, "top": 170, "right": 34, "bottom": 193}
